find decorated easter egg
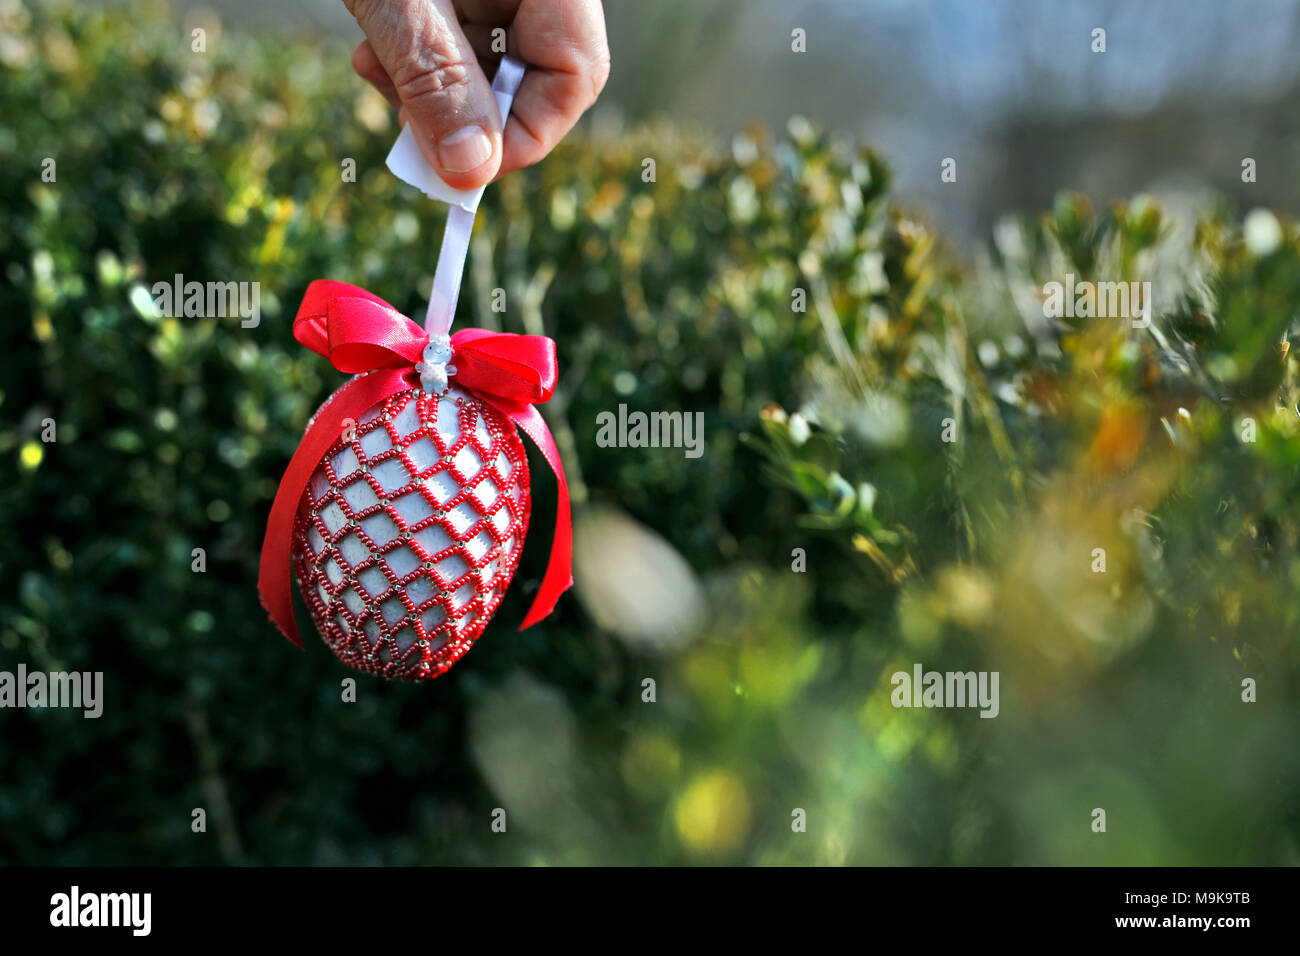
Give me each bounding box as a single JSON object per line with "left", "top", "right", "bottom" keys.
{"left": 290, "top": 380, "right": 530, "bottom": 679}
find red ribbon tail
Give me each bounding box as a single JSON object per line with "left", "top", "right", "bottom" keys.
{"left": 258, "top": 369, "right": 414, "bottom": 648}
{"left": 483, "top": 399, "right": 574, "bottom": 629}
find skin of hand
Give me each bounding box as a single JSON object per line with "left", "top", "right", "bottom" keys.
{"left": 343, "top": 0, "right": 610, "bottom": 190}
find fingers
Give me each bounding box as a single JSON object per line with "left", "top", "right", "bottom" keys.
{"left": 493, "top": 0, "right": 610, "bottom": 177}
{"left": 351, "top": 40, "right": 400, "bottom": 110}
{"left": 345, "top": 0, "right": 611, "bottom": 183}
{"left": 344, "top": 0, "right": 504, "bottom": 190}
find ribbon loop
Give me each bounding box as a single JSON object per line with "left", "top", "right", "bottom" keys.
{"left": 451, "top": 328, "right": 557, "bottom": 404}
{"left": 260, "top": 281, "right": 573, "bottom": 649}
{"left": 294, "top": 281, "right": 428, "bottom": 373}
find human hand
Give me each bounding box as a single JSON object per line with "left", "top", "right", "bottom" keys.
{"left": 343, "top": 0, "right": 610, "bottom": 190}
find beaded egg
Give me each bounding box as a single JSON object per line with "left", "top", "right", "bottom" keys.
{"left": 290, "top": 379, "right": 530, "bottom": 679}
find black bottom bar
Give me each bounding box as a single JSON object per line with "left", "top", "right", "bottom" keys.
{"left": 0, "top": 866, "right": 1281, "bottom": 941}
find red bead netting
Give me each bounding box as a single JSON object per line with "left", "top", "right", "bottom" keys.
{"left": 290, "top": 381, "right": 530, "bottom": 680}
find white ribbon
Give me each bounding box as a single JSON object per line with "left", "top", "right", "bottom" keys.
{"left": 384, "top": 55, "right": 527, "bottom": 337}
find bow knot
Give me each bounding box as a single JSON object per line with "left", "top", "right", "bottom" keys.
{"left": 293, "top": 280, "right": 558, "bottom": 404}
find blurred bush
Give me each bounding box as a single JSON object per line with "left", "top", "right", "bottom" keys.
{"left": 0, "top": 0, "right": 1297, "bottom": 865}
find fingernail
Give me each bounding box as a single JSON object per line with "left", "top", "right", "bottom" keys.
{"left": 437, "top": 125, "right": 494, "bottom": 173}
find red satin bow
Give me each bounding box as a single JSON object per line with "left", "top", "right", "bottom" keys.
{"left": 258, "top": 279, "right": 572, "bottom": 649}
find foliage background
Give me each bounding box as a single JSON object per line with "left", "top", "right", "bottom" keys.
{"left": 1, "top": 0, "right": 1298, "bottom": 864}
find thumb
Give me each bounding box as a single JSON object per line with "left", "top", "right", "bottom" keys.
{"left": 345, "top": 0, "right": 502, "bottom": 190}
